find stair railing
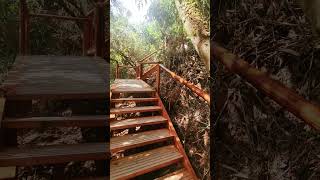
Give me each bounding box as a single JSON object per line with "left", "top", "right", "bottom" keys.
{"left": 19, "top": 0, "right": 106, "bottom": 57}
{"left": 213, "top": 42, "right": 320, "bottom": 130}
{"left": 138, "top": 62, "right": 210, "bottom": 103}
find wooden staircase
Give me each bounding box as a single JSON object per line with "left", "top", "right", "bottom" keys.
{"left": 110, "top": 79, "right": 197, "bottom": 180}
{"left": 0, "top": 56, "right": 109, "bottom": 179}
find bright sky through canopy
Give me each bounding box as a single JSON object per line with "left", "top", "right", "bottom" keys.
{"left": 118, "top": 0, "right": 151, "bottom": 24}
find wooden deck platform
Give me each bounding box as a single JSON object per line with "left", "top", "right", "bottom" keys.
{"left": 1, "top": 56, "right": 108, "bottom": 100}
{"left": 111, "top": 79, "right": 155, "bottom": 93}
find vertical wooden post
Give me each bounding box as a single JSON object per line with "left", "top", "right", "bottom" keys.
{"left": 82, "top": 19, "right": 90, "bottom": 56}
{"left": 136, "top": 65, "right": 139, "bottom": 79}
{"left": 94, "top": 0, "right": 105, "bottom": 57}
{"left": 156, "top": 64, "right": 160, "bottom": 93}
{"left": 140, "top": 64, "right": 143, "bottom": 79}
{"left": 115, "top": 63, "right": 119, "bottom": 79}
{"left": 19, "top": 0, "right": 29, "bottom": 55}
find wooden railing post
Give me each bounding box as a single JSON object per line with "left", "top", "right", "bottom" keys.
{"left": 115, "top": 63, "right": 119, "bottom": 79}
{"left": 19, "top": 0, "right": 29, "bottom": 55}
{"left": 136, "top": 65, "right": 140, "bottom": 79}
{"left": 156, "top": 64, "right": 160, "bottom": 93}
{"left": 83, "top": 12, "right": 94, "bottom": 56}
{"left": 140, "top": 64, "right": 143, "bottom": 78}
{"left": 94, "top": 1, "right": 105, "bottom": 57}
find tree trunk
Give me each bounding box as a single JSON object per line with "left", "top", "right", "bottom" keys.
{"left": 175, "top": 0, "right": 210, "bottom": 71}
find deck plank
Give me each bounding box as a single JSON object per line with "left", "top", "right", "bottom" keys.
{"left": 110, "top": 129, "right": 172, "bottom": 153}
{"left": 155, "top": 168, "right": 193, "bottom": 180}
{"left": 110, "top": 145, "right": 182, "bottom": 180}
{"left": 110, "top": 106, "right": 161, "bottom": 114}
{"left": 111, "top": 79, "right": 154, "bottom": 93}
{"left": 110, "top": 116, "right": 167, "bottom": 130}
{"left": 1, "top": 56, "right": 108, "bottom": 100}
{"left": 0, "top": 143, "right": 109, "bottom": 166}
{"left": 2, "top": 115, "right": 107, "bottom": 128}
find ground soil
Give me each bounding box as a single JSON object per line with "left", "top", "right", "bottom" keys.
{"left": 213, "top": 0, "right": 320, "bottom": 179}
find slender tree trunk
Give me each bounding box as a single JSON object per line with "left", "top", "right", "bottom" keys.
{"left": 175, "top": 0, "right": 210, "bottom": 71}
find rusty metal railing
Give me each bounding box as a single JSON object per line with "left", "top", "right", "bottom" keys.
{"left": 213, "top": 42, "right": 320, "bottom": 130}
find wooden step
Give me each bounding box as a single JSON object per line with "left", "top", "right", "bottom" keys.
{"left": 111, "top": 129, "right": 173, "bottom": 153}
{"left": 110, "top": 116, "right": 167, "bottom": 130}
{"left": 111, "top": 97, "right": 158, "bottom": 103}
{"left": 0, "top": 143, "right": 109, "bottom": 166}
{"left": 72, "top": 176, "right": 108, "bottom": 180}
{"left": 110, "top": 114, "right": 116, "bottom": 121}
{"left": 155, "top": 168, "right": 193, "bottom": 180}
{"left": 2, "top": 115, "right": 107, "bottom": 128}
{"left": 110, "top": 145, "right": 183, "bottom": 180}
{"left": 3, "top": 56, "right": 108, "bottom": 100}
{"left": 111, "top": 79, "right": 155, "bottom": 94}
{"left": 110, "top": 106, "right": 161, "bottom": 115}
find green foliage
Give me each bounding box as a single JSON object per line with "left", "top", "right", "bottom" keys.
{"left": 110, "top": 0, "right": 189, "bottom": 79}
{"left": 0, "top": 0, "right": 19, "bottom": 77}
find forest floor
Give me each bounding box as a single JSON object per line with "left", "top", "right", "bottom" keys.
{"left": 214, "top": 0, "right": 320, "bottom": 179}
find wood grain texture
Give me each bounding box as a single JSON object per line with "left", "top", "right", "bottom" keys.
{"left": 110, "top": 116, "right": 166, "bottom": 130}
{"left": 110, "top": 145, "right": 182, "bottom": 180}
{"left": 155, "top": 168, "right": 193, "bottom": 180}
{"left": 110, "top": 106, "right": 161, "bottom": 114}
{"left": 111, "top": 97, "right": 158, "bottom": 103}
{"left": 2, "top": 115, "right": 107, "bottom": 128}
{"left": 111, "top": 79, "right": 155, "bottom": 93}
{"left": 110, "top": 129, "right": 173, "bottom": 153}
{"left": 0, "top": 143, "right": 109, "bottom": 166}
{"left": 2, "top": 56, "right": 108, "bottom": 100}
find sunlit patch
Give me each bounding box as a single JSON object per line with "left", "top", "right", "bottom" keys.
{"left": 118, "top": 0, "right": 151, "bottom": 24}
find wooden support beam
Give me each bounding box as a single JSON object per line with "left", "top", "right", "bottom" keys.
{"left": 156, "top": 64, "right": 160, "bottom": 93}
{"left": 115, "top": 63, "right": 119, "bottom": 79}
{"left": 83, "top": 15, "right": 94, "bottom": 56}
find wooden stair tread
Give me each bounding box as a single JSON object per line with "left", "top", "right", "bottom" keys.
{"left": 156, "top": 169, "right": 193, "bottom": 180}
{"left": 111, "top": 79, "right": 155, "bottom": 93}
{"left": 0, "top": 143, "right": 109, "bottom": 166}
{"left": 110, "top": 114, "right": 116, "bottom": 120}
{"left": 111, "top": 97, "right": 157, "bottom": 103}
{"left": 110, "top": 106, "right": 161, "bottom": 114}
{"left": 111, "top": 129, "right": 172, "bottom": 153}
{"left": 2, "top": 115, "right": 107, "bottom": 128}
{"left": 110, "top": 116, "right": 167, "bottom": 130}
{"left": 3, "top": 56, "right": 108, "bottom": 100}
{"left": 110, "top": 145, "right": 182, "bottom": 180}
{"left": 72, "top": 176, "right": 108, "bottom": 180}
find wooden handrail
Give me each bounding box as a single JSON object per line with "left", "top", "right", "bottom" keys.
{"left": 155, "top": 93, "right": 198, "bottom": 179}
{"left": 141, "top": 65, "right": 158, "bottom": 80}
{"left": 138, "top": 62, "right": 210, "bottom": 103}
{"left": 159, "top": 64, "right": 210, "bottom": 103}
{"left": 140, "top": 61, "right": 162, "bottom": 64}
{"left": 29, "top": 13, "right": 89, "bottom": 21}
{"left": 138, "top": 51, "right": 157, "bottom": 63}
{"left": 213, "top": 42, "right": 320, "bottom": 130}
